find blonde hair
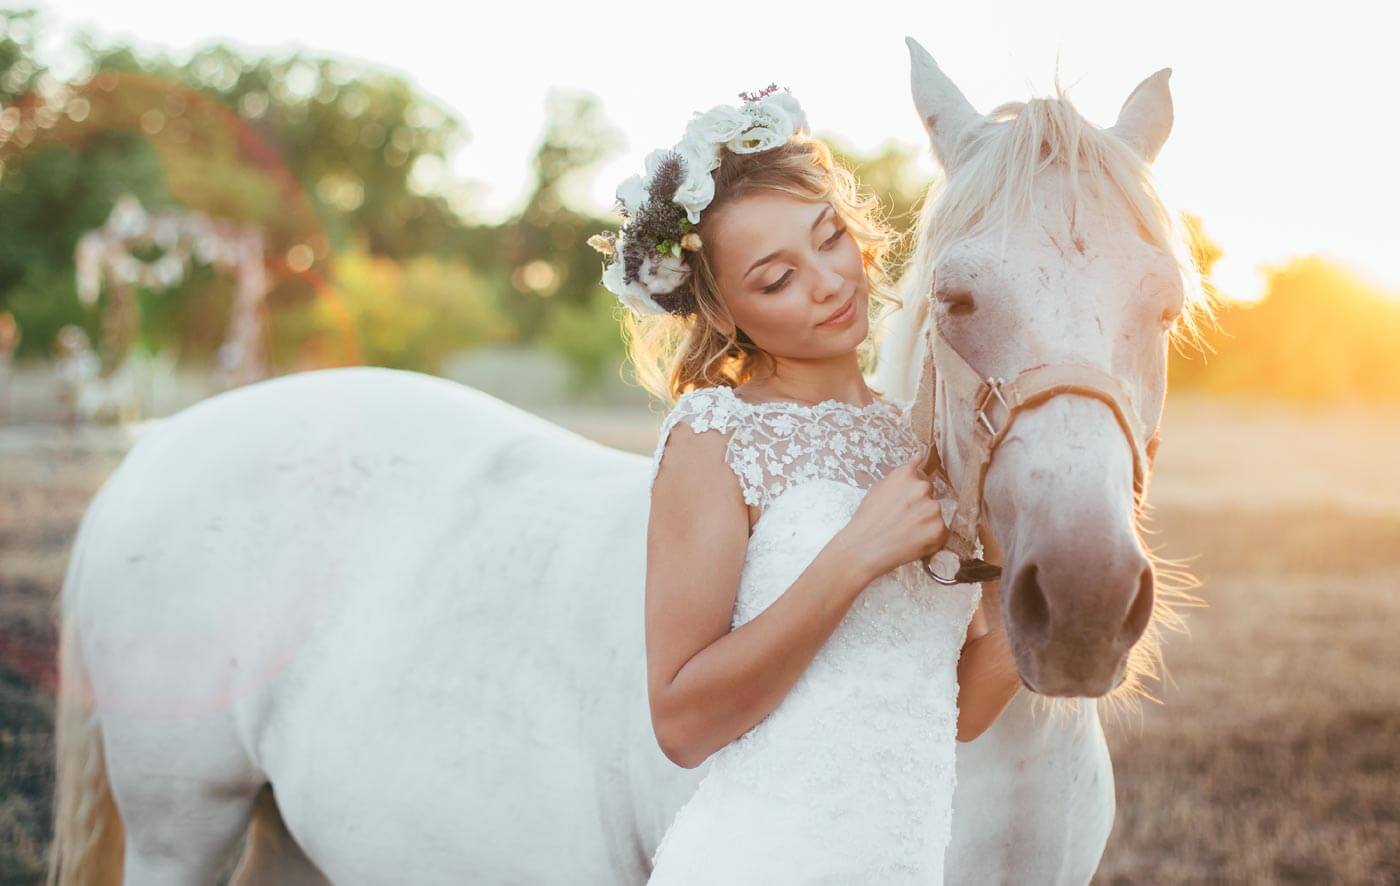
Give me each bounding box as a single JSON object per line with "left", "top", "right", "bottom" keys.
{"left": 620, "top": 135, "right": 903, "bottom": 405}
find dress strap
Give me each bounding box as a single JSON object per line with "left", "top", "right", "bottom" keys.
{"left": 648, "top": 386, "right": 757, "bottom": 505}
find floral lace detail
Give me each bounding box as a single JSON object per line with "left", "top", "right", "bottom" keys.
{"left": 648, "top": 385, "right": 944, "bottom": 516}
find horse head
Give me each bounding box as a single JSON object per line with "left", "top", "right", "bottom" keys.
{"left": 895, "top": 37, "right": 1211, "bottom": 698}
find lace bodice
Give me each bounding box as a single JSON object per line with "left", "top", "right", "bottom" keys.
{"left": 647, "top": 385, "right": 949, "bottom": 517}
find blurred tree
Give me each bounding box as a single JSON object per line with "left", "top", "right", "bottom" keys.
{"left": 1159, "top": 213, "right": 1400, "bottom": 405}
{"left": 0, "top": 10, "right": 481, "bottom": 368}
{"left": 490, "top": 89, "right": 623, "bottom": 342}
{"left": 1178, "top": 257, "right": 1400, "bottom": 404}
{"left": 0, "top": 10, "right": 176, "bottom": 354}
{"left": 543, "top": 281, "right": 627, "bottom": 395}
{"left": 69, "top": 39, "right": 475, "bottom": 260}
{"left": 826, "top": 136, "right": 931, "bottom": 275}
{"left": 0, "top": 8, "right": 43, "bottom": 106}
{"left": 308, "top": 245, "right": 515, "bottom": 372}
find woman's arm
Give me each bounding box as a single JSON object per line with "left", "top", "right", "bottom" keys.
{"left": 955, "top": 528, "right": 1022, "bottom": 742}
{"left": 645, "top": 425, "right": 877, "bottom": 769}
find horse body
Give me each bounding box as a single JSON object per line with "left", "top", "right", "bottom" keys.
{"left": 64, "top": 368, "right": 671, "bottom": 881}
{"left": 53, "top": 366, "right": 1110, "bottom": 884}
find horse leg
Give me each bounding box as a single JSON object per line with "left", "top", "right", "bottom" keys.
{"left": 228, "top": 784, "right": 330, "bottom": 886}
{"left": 105, "top": 767, "right": 260, "bottom": 885}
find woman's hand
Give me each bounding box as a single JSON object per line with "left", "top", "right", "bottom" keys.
{"left": 837, "top": 449, "right": 949, "bottom": 586}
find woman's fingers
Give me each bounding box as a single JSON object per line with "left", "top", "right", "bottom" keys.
{"left": 909, "top": 449, "right": 929, "bottom": 479}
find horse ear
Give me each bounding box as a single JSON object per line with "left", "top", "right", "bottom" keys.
{"left": 1108, "top": 68, "right": 1174, "bottom": 164}
{"left": 905, "top": 36, "right": 982, "bottom": 173}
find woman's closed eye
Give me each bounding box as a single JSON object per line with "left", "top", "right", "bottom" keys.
{"left": 761, "top": 227, "right": 848, "bottom": 293}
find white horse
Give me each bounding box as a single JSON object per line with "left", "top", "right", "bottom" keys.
{"left": 47, "top": 40, "right": 1211, "bottom": 885}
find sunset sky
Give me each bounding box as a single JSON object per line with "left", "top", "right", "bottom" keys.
{"left": 34, "top": 0, "right": 1400, "bottom": 304}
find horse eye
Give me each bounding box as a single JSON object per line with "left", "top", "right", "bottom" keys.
{"left": 934, "top": 288, "right": 976, "bottom": 317}
{"left": 1158, "top": 289, "right": 1185, "bottom": 328}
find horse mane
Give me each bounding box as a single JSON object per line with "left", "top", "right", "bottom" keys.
{"left": 887, "top": 87, "right": 1221, "bottom": 727}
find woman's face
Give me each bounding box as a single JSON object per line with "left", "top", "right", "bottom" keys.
{"left": 704, "top": 190, "right": 869, "bottom": 359}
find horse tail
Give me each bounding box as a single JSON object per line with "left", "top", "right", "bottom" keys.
{"left": 46, "top": 485, "right": 125, "bottom": 886}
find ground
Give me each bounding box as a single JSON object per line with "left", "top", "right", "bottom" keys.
{"left": 0, "top": 380, "right": 1396, "bottom": 883}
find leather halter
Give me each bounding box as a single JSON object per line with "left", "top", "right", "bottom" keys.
{"left": 909, "top": 319, "right": 1162, "bottom": 585}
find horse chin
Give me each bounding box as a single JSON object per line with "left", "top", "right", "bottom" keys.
{"left": 1015, "top": 659, "right": 1130, "bottom": 699}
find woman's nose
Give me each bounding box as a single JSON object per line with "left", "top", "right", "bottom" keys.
{"left": 815, "top": 263, "right": 845, "bottom": 301}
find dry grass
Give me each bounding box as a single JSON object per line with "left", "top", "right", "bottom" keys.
{"left": 1096, "top": 506, "right": 1399, "bottom": 883}
{"left": 0, "top": 392, "right": 1396, "bottom": 883}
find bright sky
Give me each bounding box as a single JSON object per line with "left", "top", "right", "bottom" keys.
{"left": 34, "top": 0, "right": 1400, "bottom": 303}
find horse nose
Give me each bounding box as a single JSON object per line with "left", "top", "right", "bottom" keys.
{"left": 1119, "top": 561, "right": 1155, "bottom": 648}
{"left": 1007, "top": 556, "right": 1156, "bottom": 651}
{"left": 1008, "top": 561, "right": 1051, "bottom": 647}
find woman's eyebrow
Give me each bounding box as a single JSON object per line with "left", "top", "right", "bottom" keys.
{"left": 743, "top": 205, "right": 833, "bottom": 280}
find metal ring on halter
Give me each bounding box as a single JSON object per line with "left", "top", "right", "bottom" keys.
{"left": 921, "top": 554, "right": 963, "bottom": 586}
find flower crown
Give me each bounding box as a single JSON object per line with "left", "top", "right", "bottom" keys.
{"left": 587, "top": 84, "right": 810, "bottom": 318}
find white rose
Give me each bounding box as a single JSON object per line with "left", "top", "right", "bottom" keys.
{"left": 757, "top": 91, "right": 808, "bottom": 135}
{"left": 671, "top": 142, "right": 718, "bottom": 223}
{"left": 672, "top": 176, "right": 716, "bottom": 222}
{"left": 727, "top": 124, "right": 787, "bottom": 154}
{"left": 744, "top": 102, "right": 789, "bottom": 137}
{"left": 673, "top": 176, "right": 715, "bottom": 224}
{"left": 616, "top": 174, "right": 648, "bottom": 215}
{"left": 675, "top": 134, "right": 722, "bottom": 172}
{"left": 684, "top": 104, "right": 750, "bottom": 145}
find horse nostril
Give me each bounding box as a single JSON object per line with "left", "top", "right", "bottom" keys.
{"left": 1120, "top": 563, "right": 1155, "bottom": 646}
{"left": 1009, "top": 561, "right": 1050, "bottom": 646}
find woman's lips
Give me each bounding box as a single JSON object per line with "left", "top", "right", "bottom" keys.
{"left": 818, "top": 296, "right": 856, "bottom": 327}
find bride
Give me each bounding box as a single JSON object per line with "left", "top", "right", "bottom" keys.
{"left": 589, "top": 85, "right": 1022, "bottom": 882}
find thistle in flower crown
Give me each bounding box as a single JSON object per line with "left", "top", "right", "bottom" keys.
{"left": 588, "top": 84, "right": 810, "bottom": 317}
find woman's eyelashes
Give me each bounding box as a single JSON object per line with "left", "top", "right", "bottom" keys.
{"left": 760, "top": 227, "right": 848, "bottom": 294}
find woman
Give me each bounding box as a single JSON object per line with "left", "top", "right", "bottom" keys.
{"left": 590, "top": 85, "right": 1021, "bottom": 882}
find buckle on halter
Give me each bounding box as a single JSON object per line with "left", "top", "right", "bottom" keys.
{"left": 975, "top": 378, "right": 1010, "bottom": 437}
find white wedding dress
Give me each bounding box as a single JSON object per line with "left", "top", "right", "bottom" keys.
{"left": 645, "top": 385, "right": 982, "bottom": 884}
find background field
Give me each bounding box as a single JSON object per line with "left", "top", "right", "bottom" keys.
{"left": 1, "top": 366, "right": 1396, "bottom": 884}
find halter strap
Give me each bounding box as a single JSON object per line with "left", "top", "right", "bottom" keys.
{"left": 910, "top": 319, "right": 1160, "bottom": 583}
